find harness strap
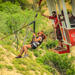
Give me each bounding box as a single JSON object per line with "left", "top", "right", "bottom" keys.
{"left": 31, "top": 36, "right": 43, "bottom": 47}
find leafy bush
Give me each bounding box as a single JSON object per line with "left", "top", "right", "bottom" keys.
{"left": 0, "top": 2, "right": 22, "bottom": 14}
{"left": 5, "top": 65, "right": 13, "bottom": 70}
{"left": 37, "top": 52, "right": 75, "bottom": 75}
{"left": 0, "top": 2, "right": 47, "bottom": 35}
{"left": 46, "top": 39, "right": 58, "bottom": 49}
{"left": 0, "top": 64, "right": 4, "bottom": 69}
{"left": 0, "top": 2, "right": 26, "bottom": 34}
{"left": 33, "top": 50, "right": 43, "bottom": 57}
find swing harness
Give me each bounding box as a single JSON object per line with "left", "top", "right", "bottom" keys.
{"left": 31, "top": 36, "right": 43, "bottom": 49}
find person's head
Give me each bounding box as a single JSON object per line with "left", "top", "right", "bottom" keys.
{"left": 68, "top": 12, "right": 72, "bottom": 18}
{"left": 37, "top": 31, "right": 46, "bottom": 40}
{"left": 52, "top": 11, "right": 57, "bottom": 17}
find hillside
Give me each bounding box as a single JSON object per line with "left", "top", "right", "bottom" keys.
{"left": 0, "top": 44, "right": 53, "bottom": 75}
{"left": 0, "top": 0, "right": 75, "bottom": 75}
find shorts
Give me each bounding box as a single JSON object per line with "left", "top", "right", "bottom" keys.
{"left": 31, "top": 43, "right": 37, "bottom": 49}
{"left": 56, "top": 28, "right": 62, "bottom": 41}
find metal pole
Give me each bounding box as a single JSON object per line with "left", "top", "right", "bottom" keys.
{"left": 61, "top": 0, "right": 70, "bottom": 28}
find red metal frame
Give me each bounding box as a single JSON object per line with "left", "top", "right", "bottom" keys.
{"left": 53, "top": 45, "right": 70, "bottom": 54}
{"left": 53, "top": 28, "right": 75, "bottom": 54}
{"left": 68, "top": 29, "right": 75, "bottom": 46}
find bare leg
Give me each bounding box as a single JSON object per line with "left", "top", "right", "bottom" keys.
{"left": 23, "top": 45, "right": 31, "bottom": 55}
{"left": 16, "top": 44, "right": 31, "bottom": 58}
{"left": 18, "top": 47, "right": 24, "bottom": 56}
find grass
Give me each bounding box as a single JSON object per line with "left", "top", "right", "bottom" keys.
{"left": 12, "top": 56, "right": 52, "bottom": 75}
{"left": 0, "top": 64, "right": 4, "bottom": 69}
{"left": 0, "top": 64, "right": 13, "bottom": 70}
{"left": 5, "top": 65, "right": 13, "bottom": 70}
{"left": 0, "top": 38, "right": 54, "bottom": 75}
{"left": 15, "top": 64, "right": 25, "bottom": 71}
{"left": 0, "top": 57, "right": 4, "bottom": 61}
{"left": 33, "top": 49, "right": 43, "bottom": 57}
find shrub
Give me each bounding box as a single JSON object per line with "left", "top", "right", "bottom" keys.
{"left": 0, "top": 2, "right": 22, "bottom": 14}
{"left": 37, "top": 52, "right": 75, "bottom": 75}
{"left": 46, "top": 40, "right": 58, "bottom": 49}
{"left": 0, "top": 64, "right": 4, "bottom": 69}
{"left": 5, "top": 65, "right": 13, "bottom": 70}
{"left": 33, "top": 50, "right": 43, "bottom": 57}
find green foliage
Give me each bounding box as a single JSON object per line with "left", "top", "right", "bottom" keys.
{"left": 12, "top": 58, "right": 51, "bottom": 75}
{"left": 0, "top": 1, "right": 75, "bottom": 75}
{"left": 0, "top": 0, "right": 31, "bottom": 9}
{"left": 44, "top": 65, "right": 56, "bottom": 74}
{"left": 0, "top": 2, "right": 21, "bottom": 14}
{"left": 0, "top": 64, "right": 4, "bottom": 69}
{"left": 0, "top": 2, "right": 48, "bottom": 51}
{"left": 40, "top": 42, "right": 47, "bottom": 49}
{"left": 37, "top": 52, "right": 75, "bottom": 75}
{"left": 5, "top": 65, "right": 13, "bottom": 70}
{"left": 0, "top": 2, "right": 26, "bottom": 34}
{"left": 46, "top": 39, "right": 58, "bottom": 49}
{"left": 0, "top": 2, "right": 47, "bottom": 35}
{"left": 33, "top": 49, "right": 43, "bottom": 57}
{"left": 0, "top": 64, "right": 13, "bottom": 70}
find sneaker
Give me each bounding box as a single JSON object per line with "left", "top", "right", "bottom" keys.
{"left": 24, "top": 54, "right": 28, "bottom": 58}
{"left": 55, "top": 46, "right": 62, "bottom": 50}
{"left": 16, "top": 56, "right": 22, "bottom": 58}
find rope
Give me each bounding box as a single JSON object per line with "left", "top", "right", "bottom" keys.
{"left": 0, "top": 23, "right": 27, "bottom": 40}
{"left": 0, "top": 21, "right": 35, "bottom": 40}
{"left": 19, "top": 26, "right": 29, "bottom": 52}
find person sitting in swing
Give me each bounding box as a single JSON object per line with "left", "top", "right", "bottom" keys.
{"left": 16, "top": 31, "right": 46, "bottom": 58}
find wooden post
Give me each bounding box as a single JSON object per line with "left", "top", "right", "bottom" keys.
{"left": 71, "top": 0, "right": 75, "bottom": 16}
{"left": 61, "top": 0, "right": 70, "bottom": 28}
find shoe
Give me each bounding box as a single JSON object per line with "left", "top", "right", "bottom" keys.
{"left": 16, "top": 56, "right": 22, "bottom": 58}
{"left": 24, "top": 54, "right": 28, "bottom": 58}
{"left": 55, "top": 46, "right": 62, "bottom": 50}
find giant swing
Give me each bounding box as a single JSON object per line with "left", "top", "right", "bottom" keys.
{"left": 40, "top": 0, "right": 75, "bottom": 54}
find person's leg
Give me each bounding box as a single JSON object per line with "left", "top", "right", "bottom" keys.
{"left": 16, "top": 44, "right": 31, "bottom": 58}
{"left": 57, "top": 28, "right": 63, "bottom": 48}
{"left": 55, "top": 28, "right": 64, "bottom": 50}
{"left": 23, "top": 45, "right": 31, "bottom": 55}
{"left": 18, "top": 47, "right": 24, "bottom": 56}
{"left": 16, "top": 47, "right": 24, "bottom": 58}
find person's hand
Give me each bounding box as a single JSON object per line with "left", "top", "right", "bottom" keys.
{"left": 33, "top": 33, "right": 35, "bottom": 36}
{"left": 33, "top": 33, "right": 36, "bottom": 37}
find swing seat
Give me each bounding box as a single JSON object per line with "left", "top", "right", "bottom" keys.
{"left": 53, "top": 45, "right": 70, "bottom": 54}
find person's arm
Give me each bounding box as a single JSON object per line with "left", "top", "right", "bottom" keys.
{"left": 34, "top": 37, "right": 41, "bottom": 42}
{"left": 32, "top": 33, "right": 41, "bottom": 42}
{"left": 42, "top": 14, "right": 54, "bottom": 20}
